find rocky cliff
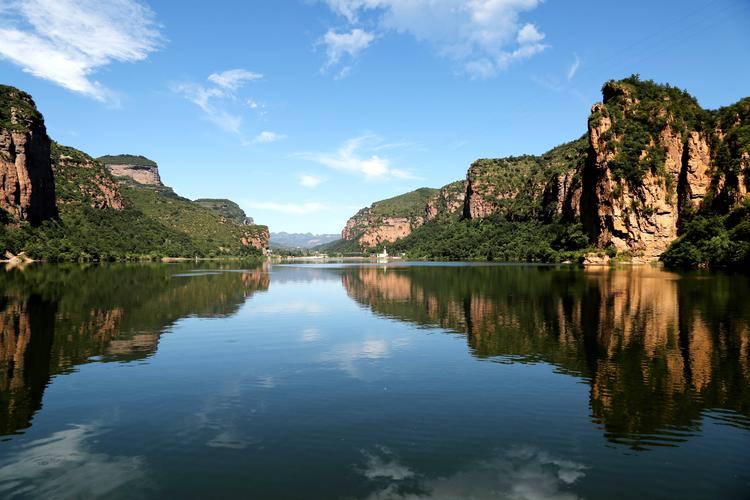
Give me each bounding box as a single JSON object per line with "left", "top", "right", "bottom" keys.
{"left": 463, "top": 137, "right": 587, "bottom": 222}
{"left": 98, "top": 154, "right": 162, "bottom": 186}
{"left": 426, "top": 180, "right": 467, "bottom": 221}
{"left": 341, "top": 187, "right": 438, "bottom": 247}
{"left": 341, "top": 184, "right": 467, "bottom": 248}
{"left": 0, "top": 86, "right": 57, "bottom": 224}
{"left": 576, "top": 78, "right": 749, "bottom": 261}
{"left": 341, "top": 76, "right": 749, "bottom": 263}
{"left": 241, "top": 226, "right": 270, "bottom": 254}
{"left": 52, "top": 144, "right": 124, "bottom": 210}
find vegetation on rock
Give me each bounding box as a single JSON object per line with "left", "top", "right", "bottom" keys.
{"left": 97, "top": 154, "right": 158, "bottom": 167}
{"left": 194, "top": 198, "right": 254, "bottom": 225}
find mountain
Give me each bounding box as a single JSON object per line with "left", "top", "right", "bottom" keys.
{"left": 341, "top": 187, "right": 440, "bottom": 247}
{"left": 0, "top": 85, "right": 57, "bottom": 224}
{"left": 194, "top": 198, "right": 255, "bottom": 225}
{"left": 0, "top": 85, "right": 269, "bottom": 261}
{"left": 269, "top": 232, "right": 339, "bottom": 249}
{"left": 339, "top": 76, "right": 750, "bottom": 268}
{"left": 98, "top": 154, "right": 163, "bottom": 186}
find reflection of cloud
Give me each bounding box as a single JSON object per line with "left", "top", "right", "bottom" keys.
{"left": 361, "top": 447, "right": 414, "bottom": 481}
{"left": 249, "top": 301, "right": 325, "bottom": 314}
{"left": 257, "top": 376, "right": 276, "bottom": 388}
{"left": 302, "top": 328, "right": 322, "bottom": 342}
{"left": 206, "top": 430, "right": 262, "bottom": 450}
{"left": 360, "top": 445, "right": 587, "bottom": 500}
{"left": 0, "top": 424, "right": 146, "bottom": 498}
{"left": 320, "top": 338, "right": 408, "bottom": 379}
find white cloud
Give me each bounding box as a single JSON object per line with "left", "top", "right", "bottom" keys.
{"left": 254, "top": 131, "right": 286, "bottom": 143}
{"left": 299, "top": 174, "right": 326, "bottom": 188}
{"left": 208, "top": 69, "right": 263, "bottom": 90}
{"left": 173, "top": 69, "right": 263, "bottom": 135}
{"left": 321, "top": 0, "right": 547, "bottom": 77}
{"left": 516, "top": 22, "right": 544, "bottom": 45}
{"left": 0, "top": 0, "right": 163, "bottom": 102}
{"left": 247, "top": 201, "right": 329, "bottom": 215}
{"left": 297, "top": 135, "right": 415, "bottom": 181}
{"left": 321, "top": 28, "right": 375, "bottom": 75}
{"left": 173, "top": 82, "right": 242, "bottom": 133}
{"left": 567, "top": 53, "right": 581, "bottom": 80}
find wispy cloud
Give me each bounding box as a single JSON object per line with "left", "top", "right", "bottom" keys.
{"left": 567, "top": 53, "right": 581, "bottom": 80}
{"left": 0, "top": 0, "right": 163, "bottom": 102}
{"left": 254, "top": 131, "right": 286, "bottom": 143}
{"left": 298, "top": 174, "right": 326, "bottom": 188}
{"left": 172, "top": 68, "right": 263, "bottom": 135}
{"left": 320, "top": 28, "right": 375, "bottom": 77}
{"left": 208, "top": 69, "right": 262, "bottom": 90}
{"left": 321, "top": 0, "right": 547, "bottom": 78}
{"left": 246, "top": 201, "right": 329, "bottom": 215}
{"left": 297, "top": 135, "right": 415, "bottom": 181}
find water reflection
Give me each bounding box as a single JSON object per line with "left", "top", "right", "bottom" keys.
{"left": 0, "top": 423, "right": 146, "bottom": 498}
{"left": 358, "top": 445, "right": 587, "bottom": 500}
{"left": 0, "top": 263, "right": 269, "bottom": 435}
{"left": 341, "top": 265, "right": 750, "bottom": 449}
{"left": 0, "top": 265, "right": 750, "bottom": 458}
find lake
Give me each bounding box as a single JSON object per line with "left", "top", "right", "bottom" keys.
{"left": 0, "top": 262, "right": 748, "bottom": 499}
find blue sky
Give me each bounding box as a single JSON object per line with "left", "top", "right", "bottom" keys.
{"left": 1, "top": 0, "right": 748, "bottom": 234}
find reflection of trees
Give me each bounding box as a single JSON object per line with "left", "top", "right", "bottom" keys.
{"left": 342, "top": 265, "right": 750, "bottom": 449}
{"left": 0, "top": 263, "right": 269, "bottom": 435}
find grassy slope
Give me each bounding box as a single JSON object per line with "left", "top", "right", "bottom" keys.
{"left": 369, "top": 187, "right": 439, "bottom": 218}
{"left": 123, "top": 184, "right": 266, "bottom": 256}
{"left": 194, "top": 198, "right": 251, "bottom": 225}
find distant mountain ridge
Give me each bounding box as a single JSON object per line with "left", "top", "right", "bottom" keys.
{"left": 270, "top": 232, "right": 339, "bottom": 249}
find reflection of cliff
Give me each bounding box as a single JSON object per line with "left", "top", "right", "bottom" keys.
{"left": 342, "top": 265, "right": 750, "bottom": 449}
{"left": 0, "top": 264, "right": 268, "bottom": 435}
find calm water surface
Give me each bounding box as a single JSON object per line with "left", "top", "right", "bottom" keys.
{"left": 0, "top": 263, "right": 748, "bottom": 499}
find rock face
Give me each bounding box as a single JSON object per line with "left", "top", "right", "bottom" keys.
{"left": 241, "top": 226, "right": 270, "bottom": 254}
{"left": 0, "top": 86, "right": 57, "bottom": 224}
{"left": 341, "top": 187, "right": 438, "bottom": 247}
{"left": 347, "top": 215, "right": 421, "bottom": 247}
{"left": 52, "top": 144, "right": 124, "bottom": 210}
{"left": 426, "top": 180, "right": 467, "bottom": 221}
{"left": 463, "top": 138, "right": 587, "bottom": 222}
{"left": 107, "top": 164, "right": 161, "bottom": 186}
{"left": 576, "top": 78, "right": 749, "bottom": 261}
{"left": 341, "top": 185, "right": 468, "bottom": 248}
{"left": 99, "top": 155, "right": 162, "bottom": 186}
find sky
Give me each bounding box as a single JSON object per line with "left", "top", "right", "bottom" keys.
{"left": 0, "top": 0, "right": 748, "bottom": 234}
